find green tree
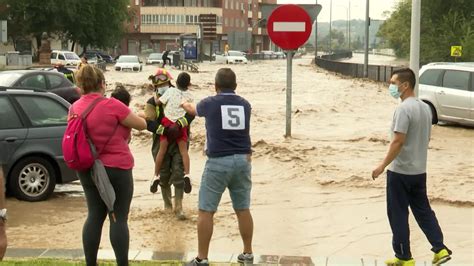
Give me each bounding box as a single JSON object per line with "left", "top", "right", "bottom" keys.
{"left": 0, "top": 0, "right": 130, "bottom": 53}
{"left": 377, "top": 0, "right": 474, "bottom": 62}
{"left": 0, "top": 0, "right": 62, "bottom": 50}
{"left": 62, "top": 0, "right": 131, "bottom": 52}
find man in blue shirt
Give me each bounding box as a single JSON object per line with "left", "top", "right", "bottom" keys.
{"left": 182, "top": 68, "right": 253, "bottom": 266}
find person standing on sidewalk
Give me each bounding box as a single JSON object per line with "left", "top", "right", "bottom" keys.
{"left": 73, "top": 65, "right": 146, "bottom": 266}
{"left": 372, "top": 68, "right": 452, "bottom": 266}
{"left": 182, "top": 68, "right": 254, "bottom": 265}
{"left": 0, "top": 166, "right": 7, "bottom": 260}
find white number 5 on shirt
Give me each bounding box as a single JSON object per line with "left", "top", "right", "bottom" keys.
{"left": 221, "top": 105, "right": 245, "bottom": 130}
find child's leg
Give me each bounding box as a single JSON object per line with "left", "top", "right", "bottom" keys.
{"left": 154, "top": 139, "right": 169, "bottom": 176}
{"left": 177, "top": 140, "right": 190, "bottom": 175}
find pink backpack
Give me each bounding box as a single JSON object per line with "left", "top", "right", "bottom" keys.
{"left": 62, "top": 97, "right": 105, "bottom": 171}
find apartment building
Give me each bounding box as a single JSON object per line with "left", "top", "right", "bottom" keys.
{"left": 120, "top": 0, "right": 276, "bottom": 56}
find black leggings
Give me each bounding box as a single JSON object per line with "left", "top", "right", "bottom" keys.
{"left": 78, "top": 167, "right": 134, "bottom": 266}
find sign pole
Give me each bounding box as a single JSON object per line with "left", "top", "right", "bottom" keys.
{"left": 266, "top": 4, "right": 312, "bottom": 138}
{"left": 285, "top": 50, "right": 293, "bottom": 138}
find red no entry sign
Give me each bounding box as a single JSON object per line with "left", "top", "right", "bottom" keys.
{"left": 267, "top": 4, "right": 312, "bottom": 50}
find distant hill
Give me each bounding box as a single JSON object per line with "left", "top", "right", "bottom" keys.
{"left": 309, "top": 19, "right": 385, "bottom": 48}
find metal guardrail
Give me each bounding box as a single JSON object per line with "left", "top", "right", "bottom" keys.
{"left": 315, "top": 52, "right": 402, "bottom": 83}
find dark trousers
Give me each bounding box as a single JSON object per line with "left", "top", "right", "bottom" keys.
{"left": 386, "top": 170, "right": 447, "bottom": 260}
{"left": 78, "top": 167, "right": 134, "bottom": 266}
{"left": 162, "top": 57, "right": 171, "bottom": 67}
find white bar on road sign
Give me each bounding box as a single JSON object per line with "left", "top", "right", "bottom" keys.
{"left": 274, "top": 22, "right": 305, "bottom": 32}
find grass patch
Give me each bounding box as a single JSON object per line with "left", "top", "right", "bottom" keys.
{"left": 1, "top": 258, "right": 183, "bottom": 265}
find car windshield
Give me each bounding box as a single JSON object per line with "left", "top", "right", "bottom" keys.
{"left": 65, "top": 53, "right": 80, "bottom": 60}
{"left": 118, "top": 56, "right": 139, "bottom": 63}
{"left": 0, "top": 72, "right": 22, "bottom": 86}
{"left": 228, "top": 51, "right": 242, "bottom": 57}
{"left": 149, "top": 53, "right": 161, "bottom": 59}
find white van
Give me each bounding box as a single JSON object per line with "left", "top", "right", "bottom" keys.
{"left": 50, "top": 50, "right": 81, "bottom": 66}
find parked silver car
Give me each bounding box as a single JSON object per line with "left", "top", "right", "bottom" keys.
{"left": 418, "top": 63, "right": 474, "bottom": 126}
{"left": 0, "top": 87, "right": 77, "bottom": 201}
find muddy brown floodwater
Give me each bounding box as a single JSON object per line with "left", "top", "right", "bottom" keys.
{"left": 6, "top": 58, "right": 474, "bottom": 263}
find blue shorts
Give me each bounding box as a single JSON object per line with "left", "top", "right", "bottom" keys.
{"left": 199, "top": 154, "right": 252, "bottom": 212}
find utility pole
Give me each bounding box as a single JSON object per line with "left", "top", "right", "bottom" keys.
{"left": 410, "top": 0, "right": 421, "bottom": 97}
{"left": 364, "top": 0, "right": 369, "bottom": 77}
{"left": 329, "top": 0, "right": 332, "bottom": 53}
{"left": 348, "top": 0, "right": 351, "bottom": 51}
{"left": 315, "top": 0, "right": 318, "bottom": 59}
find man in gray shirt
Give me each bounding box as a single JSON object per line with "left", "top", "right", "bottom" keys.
{"left": 372, "top": 68, "right": 451, "bottom": 266}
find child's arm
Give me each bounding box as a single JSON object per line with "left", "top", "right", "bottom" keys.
{"left": 181, "top": 101, "right": 197, "bottom": 116}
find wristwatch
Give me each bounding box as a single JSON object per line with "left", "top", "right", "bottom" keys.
{"left": 0, "top": 209, "right": 7, "bottom": 222}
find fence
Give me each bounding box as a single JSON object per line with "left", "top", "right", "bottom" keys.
{"left": 315, "top": 53, "right": 402, "bottom": 83}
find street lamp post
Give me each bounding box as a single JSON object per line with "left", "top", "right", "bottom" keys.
{"left": 348, "top": 0, "right": 351, "bottom": 51}
{"left": 329, "top": 0, "right": 332, "bottom": 53}
{"left": 410, "top": 0, "right": 421, "bottom": 97}
{"left": 315, "top": 0, "right": 318, "bottom": 59}
{"left": 364, "top": 0, "right": 369, "bottom": 78}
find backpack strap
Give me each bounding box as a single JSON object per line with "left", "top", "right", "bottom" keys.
{"left": 77, "top": 97, "right": 122, "bottom": 157}
{"left": 81, "top": 97, "right": 106, "bottom": 119}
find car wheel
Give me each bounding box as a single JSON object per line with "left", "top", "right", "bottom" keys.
{"left": 426, "top": 102, "right": 439, "bottom": 125}
{"left": 8, "top": 156, "right": 56, "bottom": 201}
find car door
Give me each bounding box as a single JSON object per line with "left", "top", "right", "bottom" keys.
{"left": 13, "top": 94, "right": 69, "bottom": 167}
{"left": 435, "top": 70, "right": 471, "bottom": 122}
{"left": 45, "top": 72, "right": 79, "bottom": 103}
{"left": 50, "top": 52, "right": 58, "bottom": 64}
{"left": 0, "top": 96, "right": 28, "bottom": 170}
{"left": 471, "top": 72, "right": 474, "bottom": 122}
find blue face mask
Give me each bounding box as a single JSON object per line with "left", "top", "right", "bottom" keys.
{"left": 389, "top": 84, "right": 401, "bottom": 99}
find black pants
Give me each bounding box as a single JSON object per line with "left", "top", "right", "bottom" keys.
{"left": 386, "top": 170, "right": 447, "bottom": 260}
{"left": 78, "top": 167, "right": 134, "bottom": 266}
{"left": 162, "top": 57, "right": 171, "bottom": 67}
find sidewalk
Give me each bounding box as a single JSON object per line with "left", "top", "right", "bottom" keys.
{"left": 4, "top": 248, "right": 456, "bottom": 265}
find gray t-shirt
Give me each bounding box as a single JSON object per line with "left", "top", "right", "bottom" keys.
{"left": 389, "top": 97, "right": 432, "bottom": 175}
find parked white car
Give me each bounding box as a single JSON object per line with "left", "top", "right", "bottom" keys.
{"left": 50, "top": 50, "right": 81, "bottom": 66}
{"left": 114, "top": 55, "right": 142, "bottom": 72}
{"left": 146, "top": 53, "right": 163, "bottom": 65}
{"left": 215, "top": 50, "right": 248, "bottom": 64}
{"left": 418, "top": 62, "right": 474, "bottom": 126}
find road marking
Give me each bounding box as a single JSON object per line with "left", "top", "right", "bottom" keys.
{"left": 273, "top": 22, "right": 306, "bottom": 32}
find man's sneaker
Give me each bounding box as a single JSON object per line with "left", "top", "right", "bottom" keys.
{"left": 150, "top": 175, "right": 160, "bottom": 193}
{"left": 433, "top": 248, "right": 451, "bottom": 265}
{"left": 184, "top": 176, "right": 192, "bottom": 193}
{"left": 385, "top": 257, "right": 415, "bottom": 266}
{"left": 186, "top": 257, "right": 209, "bottom": 266}
{"left": 237, "top": 253, "right": 254, "bottom": 264}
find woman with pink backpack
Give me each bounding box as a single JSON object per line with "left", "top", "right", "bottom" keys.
{"left": 68, "top": 65, "right": 146, "bottom": 266}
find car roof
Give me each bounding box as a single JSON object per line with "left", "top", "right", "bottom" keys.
{"left": 0, "top": 86, "right": 71, "bottom": 105}
{"left": 0, "top": 69, "right": 65, "bottom": 75}
{"left": 421, "top": 62, "right": 474, "bottom": 72}
{"left": 52, "top": 50, "right": 76, "bottom": 53}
